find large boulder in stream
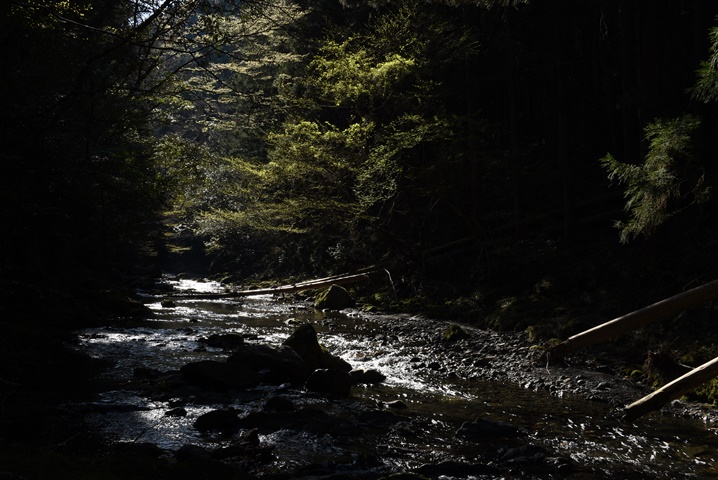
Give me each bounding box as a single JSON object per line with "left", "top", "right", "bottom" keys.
{"left": 305, "top": 368, "right": 353, "bottom": 396}
{"left": 227, "top": 343, "right": 312, "bottom": 384}
{"left": 180, "top": 360, "right": 259, "bottom": 390}
{"left": 193, "top": 408, "right": 241, "bottom": 434}
{"left": 282, "top": 323, "right": 351, "bottom": 372}
{"left": 315, "top": 285, "right": 355, "bottom": 310}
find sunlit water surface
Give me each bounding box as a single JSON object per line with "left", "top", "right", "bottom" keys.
{"left": 75, "top": 277, "right": 718, "bottom": 479}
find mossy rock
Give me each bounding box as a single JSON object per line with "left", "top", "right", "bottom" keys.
{"left": 161, "top": 299, "right": 176, "bottom": 308}
{"left": 442, "top": 324, "right": 470, "bottom": 342}
{"left": 360, "top": 304, "right": 380, "bottom": 313}
{"left": 687, "top": 377, "right": 718, "bottom": 405}
{"left": 315, "top": 285, "right": 354, "bottom": 310}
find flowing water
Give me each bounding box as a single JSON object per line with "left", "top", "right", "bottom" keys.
{"left": 74, "top": 277, "right": 718, "bottom": 478}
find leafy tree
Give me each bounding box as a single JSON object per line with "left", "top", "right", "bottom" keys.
{"left": 184, "top": 0, "right": 478, "bottom": 276}
{"left": 0, "top": 0, "right": 283, "bottom": 311}
{"left": 164, "top": 0, "right": 308, "bottom": 158}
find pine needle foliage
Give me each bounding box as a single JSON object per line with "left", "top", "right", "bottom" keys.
{"left": 693, "top": 23, "right": 718, "bottom": 102}
{"left": 600, "top": 115, "right": 708, "bottom": 243}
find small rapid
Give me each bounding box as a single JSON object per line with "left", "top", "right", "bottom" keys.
{"left": 73, "top": 276, "right": 718, "bottom": 479}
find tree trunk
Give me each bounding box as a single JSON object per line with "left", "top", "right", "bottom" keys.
{"left": 173, "top": 267, "right": 386, "bottom": 299}
{"left": 624, "top": 356, "right": 718, "bottom": 422}
{"left": 550, "top": 279, "right": 718, "bottom": 359}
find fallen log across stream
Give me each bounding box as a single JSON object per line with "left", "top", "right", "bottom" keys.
{"left": 548, "top": 278, "right": 718, "bottom": 359}
{"left": 172, "top": 265, "right": 387, "bottom": 299}
{"left": 546, "top": 278, "right": 718, "bottom": 421}
{"left": 624, "top": 356, "right": 718, "bottom": 422}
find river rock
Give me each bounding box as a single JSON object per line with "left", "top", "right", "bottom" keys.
{"left": 227, "top": 343, "right": 312, "bottom": 384}
{"left": 194, "top": 408, "right": 241, "bottom": 434}
{"left": 175, "top": 444, "right": 212, "bottom": 461}
{"left": 497, "top": 444, "right": 547, "bottom": 462}
{"left": 386, "top": 400, "right": 408, "bottom": 409}
{"left": 180, "top": 360, "right": 259, "bottom": 390}
{"left": 496, "top": 444, "right": 572, "bottom": 473}
{"left": 211, "top": 428, "right": 274, "bottom": 464}
{"left": 198, "top": 333, "right": 245, "bottom": 350}
{"left": 350, "top": 368, "right": 386, "bottom": 385}
{"left": 378, "top": 474, "right": 432, "bottom": 480}
{"left": 133, "top": 367, "right": 165, "bottom": 379}
{"left": 315, "top": 284, "right": 355, "bottom": 310}
{"left": 113, "top": 442, "right": 166, "bottom": 458}
{"left": 237, "top": 407, "right": 356, "bottom": 436}
{"left": 264, "top": 396, "right": 295, "bottom": 412}
{"left": 456, "top": 417, "right": 523, "bottom": 440}
{"left": 305, "top": 368, "right": 353, "bottom": 396}
{"left": 165, "top": 407, "right": 187, "bottom": 417}
{"left": 442, "top": 324, "right": 470, "bottom": 342}
{"left": 283, "top": 323, "right": 351, "bottom": 372}
{"left": 415, "top": 460, "right": 499, "bottom": 477}
{"left": 99, "top": 290, "right": 154, "bottom": 317}
{"left": 357, "top": 409, "right": 407, "bottom": 427}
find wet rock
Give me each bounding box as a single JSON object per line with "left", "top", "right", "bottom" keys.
{"left": 497, "top": 444, "right": 572, "bottom": 473}
{"left": 442, "top": 324, "right": 470, "bottom": 342}
{"left": 264, "top": 396, "right": 295, "bottom": 412}
{"left": 357, "top": 409, "right": 407, "bottom": 428}
{"left": 415, "top": 460, "right": 499, "bottom": 477}
{"left": 100, "top": 291, "right": 154, "bottom": 317}
{"left": 315, "top": 284, "right": 355, "bottom": 310}
{"left": 238, "top": 408, "right": 358, "bottom": 436}
{"left": 386, "top": 400, "right": 408, "bottom": 410}
{"left": 305, "top": 368, "right": 353, "bottom": 396}
{"left": 497, "top": 444, "right": 545, "bottom": 462}
{"left": 175, "top": 444, "right": 212, "bottom": 461}
{"left": 212, "top": 429, "right": 274, "bottom": 463}
{"left": 198, "top": 333, "right": 245, "bottom": 350}
{"left": 194, "top": 408, "right": 241, "bottom": 434}
{"left": 283, "top": 323, "right": 351, "bottom": 372}
{"left": 165, "top": 407, "right": 187, "bottom": 417}
{"left": 113, "top": 442, "right": 166, "bottom": 458}
{"left": 456, "top": 417, "right": 523, "bottom": 440}
{"left": 379, "top": 474, "right": 431, "bottom": 480}
{"left": 391, "top": 420, "right": 420, "bottom": 439}
{"left": 227, "top": 343, "right": 312, "bottom": 384}
{"left": 160, "top": 299, "right": 176, "bottom": 308}
{"left": 239, "top": 427, "right": 260, "bottom": 446}
{"left": 350, "top": 368, "right": 386, "bottom": 385}
{"left": 181, "top": 360, "right": 259, "bottom": 390}
{"left": 133, "top": 367, "right": 165, "bottom": 379}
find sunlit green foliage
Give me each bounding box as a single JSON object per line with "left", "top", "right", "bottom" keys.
{"left": 178, "top": 0, "right": 476, "bottom": 274}
{"left": 310, "top": 42, "right": 416, "bottom": 107}
{"left": 168, "top": 0, "right": 307, "bottom": 158}
{"left": 600, "top": 115, "right": 708, "bottom": 243}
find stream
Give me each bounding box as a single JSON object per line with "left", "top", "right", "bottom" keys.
{"left": 73, "top": 276, "right": 718, "bottom": 479}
